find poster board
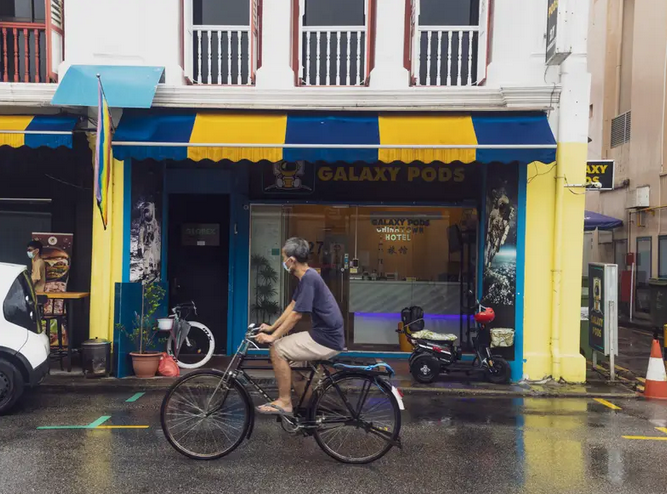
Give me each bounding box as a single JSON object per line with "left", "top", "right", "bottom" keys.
{"left": 32, "top": 232, "right": 73, "bottom": 347}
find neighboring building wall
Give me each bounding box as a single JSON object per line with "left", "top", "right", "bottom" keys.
{"left": 587, "top": 0, "right": 667, "bottom": 297}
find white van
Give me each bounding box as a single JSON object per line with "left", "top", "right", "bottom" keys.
{"left": 0, "top": 263, "right": 50, "bottom": 414}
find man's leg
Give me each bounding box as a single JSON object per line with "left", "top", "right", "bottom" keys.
{"left": 292, "top": 367, "right": 319, "bottom": 407}
{"left": 269, "top": 344, "right": 293, "bottom": 411}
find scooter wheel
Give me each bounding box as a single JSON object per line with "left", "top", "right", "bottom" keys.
{"left": 410, "top": 354, "right": 439, "bottom": 384}
{"left": 485, "top": 357, "right": 511, "bottom": 384}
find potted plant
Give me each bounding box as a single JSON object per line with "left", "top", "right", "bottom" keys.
{"left": 250, "top": 255, "right": 281, "bottom": 324}
{"left": 121, "top": 282, "right": 167, "bottom": 378}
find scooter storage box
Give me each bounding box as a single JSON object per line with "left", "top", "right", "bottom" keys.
{"left": 490, "top": 328, "right": 515, "bottom": 348}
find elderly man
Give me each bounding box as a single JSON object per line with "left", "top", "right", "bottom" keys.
{"left": 255, "top": 237, "right": 345, "bottom": 415}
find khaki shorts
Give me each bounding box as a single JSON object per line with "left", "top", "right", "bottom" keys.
{"left": 273, "top": 331, "right": 340, "bottom": 364}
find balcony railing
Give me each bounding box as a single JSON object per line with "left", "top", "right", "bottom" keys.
{"left": 414, "top": 26, "right": 478, "bottom": 86}
{"left": 193, "top": 25, "right": 254, "bottom": 85}
{"left": 301, "top": 25, "right": 367, "bottom": 86}
{"left": 0, "top": 22, "right": 47, "bottom": 83}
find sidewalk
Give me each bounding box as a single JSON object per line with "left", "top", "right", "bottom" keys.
{"left": 587, "top": 324, "right": 666, "bottom": 393}
{"left": 42, "top": 356, "right": 638, "bottom": 399}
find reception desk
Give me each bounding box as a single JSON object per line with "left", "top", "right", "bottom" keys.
{"left": 349, "top": 279, "right": 461, "bottom": 315}
{"left": 349, "top": 280, "right": 465, "bottom": 345}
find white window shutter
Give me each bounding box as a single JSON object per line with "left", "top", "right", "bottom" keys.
{"left": 47, "top": 0, "right": 65, "bottom": 81}
{"left": 476, "top": 0, "right": 490, "bottom": 85}
{"left": 183, "top": 0, "right": 194, "bottom": 82}
{"left": 410, "top": 0, "right": 419, "bottom": 85}
{"left": 298, "top": 0, "right": 305, "bottom": 81}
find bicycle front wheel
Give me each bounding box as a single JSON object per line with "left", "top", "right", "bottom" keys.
{"left": 161, "top": 370, "right": 251, "bottom": 460}
{"left": 167, "top": 321, "right": 215, "bottom": 369}
{"left": 312, "top": 373, "right": 401, "bottom": 464}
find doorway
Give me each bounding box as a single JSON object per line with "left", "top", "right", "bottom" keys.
{"left": 168, "top": 194, "right": 230, "bottom": 353}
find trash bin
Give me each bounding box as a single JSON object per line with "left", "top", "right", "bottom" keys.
{"left": 81, "top": 338, "right": 111, "bottom": 378}
{"left": 648, "top": 278, "right": 667, "bottom": 328}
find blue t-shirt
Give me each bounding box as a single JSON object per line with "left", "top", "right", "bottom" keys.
{"left": 292, "top": 269, "right": 345, "bottom": 351}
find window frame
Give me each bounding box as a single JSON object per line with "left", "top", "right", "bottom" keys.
{"left": 658, "top": 235, "right": 667, "bottom": 278}
{"left": 405, "top": 0, "right": 491, "bottom": 87}
{"left": 636, "top": 236, "right": 652, "bottom": 283}
{"left": 0, "top": 0, "right": 45, "bottom": 24}
{"left": 182, "top": 0, "right": 262, "bottom": 85}
{"left": 292, "top": 0, "right": 377, "bottom": 87}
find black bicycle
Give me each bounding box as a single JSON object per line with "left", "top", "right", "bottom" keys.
{"left": 160, "top": 325, "right": 404, "bottom": 464}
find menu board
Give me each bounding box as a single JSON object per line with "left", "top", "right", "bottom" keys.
{"left": 32, "top": 232, "right": 73, "bottom": 347}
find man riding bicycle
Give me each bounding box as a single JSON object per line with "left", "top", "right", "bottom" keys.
{"left": 255, "top": 237, "right": 345, "bottom": 415}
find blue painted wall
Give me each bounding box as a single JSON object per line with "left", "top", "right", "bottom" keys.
{"left": 513, "top": 165, "right": 527, "bottom": 382}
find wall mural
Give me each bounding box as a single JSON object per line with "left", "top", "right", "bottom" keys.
{"left": 483, "top": 163, "right": 519, "bottom": 360}
{"left": 130, "top": 161, "right": 163, "bottom": 284}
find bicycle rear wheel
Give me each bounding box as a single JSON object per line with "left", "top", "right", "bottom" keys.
{"left": 312, "top": 373, "right": 401, "bottom": 464}
{"left": 161, "top": 370, "right": 251, "bottom": 460}
{"left": 167, "top": 321, "right": 215, "bottom": 369}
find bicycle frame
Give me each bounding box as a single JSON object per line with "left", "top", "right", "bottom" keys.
{"left": 215, "top": 327, "right": 399, "bottom": 438}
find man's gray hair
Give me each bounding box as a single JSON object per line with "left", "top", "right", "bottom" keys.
{"left": 283, "top": 237, "right": 310, "bottom": 263}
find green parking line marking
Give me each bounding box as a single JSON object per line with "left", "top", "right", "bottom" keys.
{"left": 126, "top": 392, "right": 145, "bottom": 403}
{"left": 87, "top": 416, "right": 111, "bottom": 428}
{"left": 37, "top": 415, "right": 111, "bottom": 430}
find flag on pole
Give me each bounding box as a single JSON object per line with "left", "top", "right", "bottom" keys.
{"left": 94, "top": 75, "right": 112, "bottom": 229}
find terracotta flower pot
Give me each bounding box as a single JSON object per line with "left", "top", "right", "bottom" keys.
{"left": 130, "top": 352, "right": 161, "bottom": 378}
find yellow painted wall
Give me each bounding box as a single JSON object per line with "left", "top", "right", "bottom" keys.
{"left": 524, "top": 143, "right": 587, "bottom": 382}
{"left": 88, "top": 159, "right": 125, "bottom": 341}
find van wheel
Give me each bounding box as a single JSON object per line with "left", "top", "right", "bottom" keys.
{"left": 0, "top": 359, "right": 24, "bottom": 415}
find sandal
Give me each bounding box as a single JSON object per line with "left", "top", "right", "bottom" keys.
{"left": 256, "top": 403, "right": 293, "bottom": 416}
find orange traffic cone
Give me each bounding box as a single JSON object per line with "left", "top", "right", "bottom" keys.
{"left": 644, "top": 339, "right": 667, "bottom": 400}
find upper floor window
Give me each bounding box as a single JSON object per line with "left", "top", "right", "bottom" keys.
{"left": 0, "top": 0, "right": 63, "bottom": 83}
{"left": 0, "top": 0, "right": 45, "bottom": 23}
{"left": 294, "top": 0, "right": 376, "bottom": 86}
{"left": 184, "top": 0, "right": 261, "bottom": 85}
{"left": 406, "top": 0, "right": 490, "bottom": 87}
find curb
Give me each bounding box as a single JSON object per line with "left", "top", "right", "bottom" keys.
{"left": 400, "top": 386, "right": 639, "bottom": 399}
{"left": 39, "top": 378, "right": 640, "bottom": 399}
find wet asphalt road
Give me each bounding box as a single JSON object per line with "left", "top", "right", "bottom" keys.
{"left": 2, "top": 387, "right": 667, "bottom": 494}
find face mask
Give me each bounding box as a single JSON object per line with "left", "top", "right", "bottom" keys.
{"left": 27, "top": 251, "right": 35, "bottom": 259}
{"left": 282, "top": 261, "right": 290, "bottom": 272}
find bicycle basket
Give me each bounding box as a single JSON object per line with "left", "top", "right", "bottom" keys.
{"left": 401, "top": 306, "right": 425, "bottom": 334}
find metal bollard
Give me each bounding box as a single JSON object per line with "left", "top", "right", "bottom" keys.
{"left": 664, "top": 324, "right": 667, "bottom": 361}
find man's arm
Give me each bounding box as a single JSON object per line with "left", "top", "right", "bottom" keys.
{"left": 261, "top": 301, "right": 295, "bottom": 332}
{"left": 271, "top": 311, "right": 303, "bottom": 339}
{"left": 31, "top": 260, "right": 42, "bottom": 284}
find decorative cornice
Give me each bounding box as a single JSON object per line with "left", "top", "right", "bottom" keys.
{"left": 0, "top": 83, "right": 561, "bottom": 112}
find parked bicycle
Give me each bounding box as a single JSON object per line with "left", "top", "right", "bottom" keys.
{"left": 160, "top": 324, "right": 404, "bottom": 464}
{"left": 157, "top": 302, "right": 215, "bottom": 369}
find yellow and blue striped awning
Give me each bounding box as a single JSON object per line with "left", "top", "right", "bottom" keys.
{"left": 113, "top": 111, "right": 556, "bottom": 165}
{"left": 0, "top": 115, "right": 79, "bottom": 149}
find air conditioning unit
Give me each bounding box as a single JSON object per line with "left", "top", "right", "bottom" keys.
{"left": 598, "top": 231, "right": 613, "bottom": 244}
{"left": 626, "top": 186, "right": 649, "bottom": 209}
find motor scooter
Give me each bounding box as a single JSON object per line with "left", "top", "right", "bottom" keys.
{"left": 397, "top": 299, "right": 511, "bottom": 384}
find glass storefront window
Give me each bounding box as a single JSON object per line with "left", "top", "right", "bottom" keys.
{"left": 249, "top": 204, "right": 478, "bottom": 350}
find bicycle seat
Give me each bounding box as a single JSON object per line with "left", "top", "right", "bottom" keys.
{"left": 410, "top": 330, "right": 458, "bottom": 342}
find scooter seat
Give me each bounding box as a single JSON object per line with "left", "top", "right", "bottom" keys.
{"left": 410, "top": 330, "right": 458, "bottom": 342}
